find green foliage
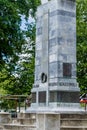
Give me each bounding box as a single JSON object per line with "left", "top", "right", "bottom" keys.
{"left": 0, "top": 0, "right": 40, "bottom": 97}
{"left": 16, "top": 60, "right": 35, "bottom": 95}
{"left": 76, "top": 0, "right": 87, "bottom": 93}
{"left": 0, "top": 0, "right": 40, "bottom": 66}
{"left": 0, "top": 0, "right": 23, "bottom": 65}
{"left": 0, "top": 67, "right": 16, "bottom": 93}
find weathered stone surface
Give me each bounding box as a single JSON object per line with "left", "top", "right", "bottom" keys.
{"left": 0, "top": 112, "right": 11, "bottom": 123}
{"left": 2, "top": 112, "right": 87, "bottom": 130}
{"left": 49, "top": 54, "right": 57, "bottom": 62}
{"left": 49, "top": 62, "right": 58, "bottom": 78}
{"left": 31, "top": 0, "right": 80, "bottom": 108}
{"left": 37, "top": 114, "right": 60, "bottom": 130}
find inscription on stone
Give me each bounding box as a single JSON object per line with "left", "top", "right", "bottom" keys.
{"left": 49, "top": 91, "right": 79, "bottom": 103}
{"left": 49, "top": 82, "right": 76, "bottom": 87}
{"left": 33, "top": 84, "right": 39, "bottom": 88}
{"left": 49, "top": 82, "right": 57, "bottom": 86}
{"left": 59, "top": 82, "right": 76, "bottom": 87}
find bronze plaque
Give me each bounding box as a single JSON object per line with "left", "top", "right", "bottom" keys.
{"left": 50, "top": 91, "right": 57, "bottom": 102}
{"left": 63, "top": 63, "right": 72, "bottom": 77}
{"left": 49, "top": 91, "right": 79, "bottom": 103}
{"left": 39, "top": 91, "right": 46, "bottom": 103}
{"left": 32, "top": 92, "right": 36, "bottom": 103}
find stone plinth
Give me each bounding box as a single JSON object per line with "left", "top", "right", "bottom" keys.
{"left": 36, "top": 112, "right": 87, "bottom": 130}
{"left": 37, "top": 113, "right": 60, "bottom": 130}
{"left": 0, "top": 112, "right": 11, "bottom": 123}
{"left": 3, "top": 124, "right": 36, "bottom": 130}
{"left": 2, "top": 112, "right": 37, "bottom": 130}
{"left": 1, "top": 112, "right": 87, "bottom": 130}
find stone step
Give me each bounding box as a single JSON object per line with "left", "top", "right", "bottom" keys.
{"left": 0, "top": 113, "right": 11, "bottom": 124}
{"left": 61, "top": 114, "right": 87, "bottom": 119}
{"left": 61, "top": 126, "right": 87, "bottom": 130}
{"left": 61, "top": 119, "right": 87, "bottom": 126}
{"left": 0, "top": 126, "right": 4, "bottom": 130}
{"left": 3, "top": 124, "right": 36, "bottom": 130}
{"left": 18, "top": 113, "right": 36, "bottom": 119}
{"left": 11, "top": 118, "right": 36, "bottom": 125}
{"left": 61, "top": 128, "right": 87, "bottom": 130}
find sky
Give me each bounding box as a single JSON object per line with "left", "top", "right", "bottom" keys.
{"left": 21, "top": 15, "right": 34, "bottom": 30}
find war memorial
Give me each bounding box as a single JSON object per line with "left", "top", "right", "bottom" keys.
{"left": 28, "top": 0, "right": 87, "bottom": 129}
{"left": 31, "top": 0, "right": 80, "bottom": 111}
{"left": 1, "top": 0, "right": 87, "bottom": 130}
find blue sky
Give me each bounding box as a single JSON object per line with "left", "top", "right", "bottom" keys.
{"left": 21, "top": 15, "right": 34, "bottom": 30}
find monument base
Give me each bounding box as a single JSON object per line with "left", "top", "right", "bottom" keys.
{"left": 31, "top": 84, "right": 80, "bottom": 108}
{"left": 25, "top": 108, "right": 87, "bottom": 130}
{"left": 26, "top": 103, "right": 84, "bottom": 113}
{"left": 35, "top": 111, "right": 87, "bottom": 130}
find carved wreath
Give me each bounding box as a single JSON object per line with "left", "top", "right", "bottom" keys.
{"left": 41, "top": 73, "right": 47, "bottom": 83}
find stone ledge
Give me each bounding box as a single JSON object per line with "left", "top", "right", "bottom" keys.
{"left": 3, "top": 124, "right": 36, "bottom": 127}
{"left": 61, "top": 126, "right": 87, "bottom": 128}
{"left": 61, "top": 119, "right": 87, "bottom": 120}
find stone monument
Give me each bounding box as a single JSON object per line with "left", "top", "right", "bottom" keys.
{"left": 31, "top": 0, "right": 80, "bottom": 111}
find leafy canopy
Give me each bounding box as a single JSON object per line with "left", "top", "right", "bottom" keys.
{"left": 0, "top": 0, "right": 40, "bottom": 66}
{"left": 76, "top": 0, "right": 87, "bottom": 93}
{"left": 0, "top": 0, "right": 40, "bottom": 96}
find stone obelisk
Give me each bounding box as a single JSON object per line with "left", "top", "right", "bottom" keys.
{"left": 31, "top": 0, "right": 80, "bottom": 111}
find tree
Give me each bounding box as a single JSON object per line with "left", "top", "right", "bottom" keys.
{"left": 16, "top": 36, "right": 35, "bottom": 95}
{"left": 0, "top": 0, "right": 40, "bottom": 95}
{"left": 0, "top": 67, "right": 16, "bottom": 94}
{"left": 76, "top": 0, "right": 87, "bottom": 93}
{"left": 0, "top": 0, "right": 40, "bottom": 67}
{"left": 6, "top": 39, "right": 35, "bottom": 95}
